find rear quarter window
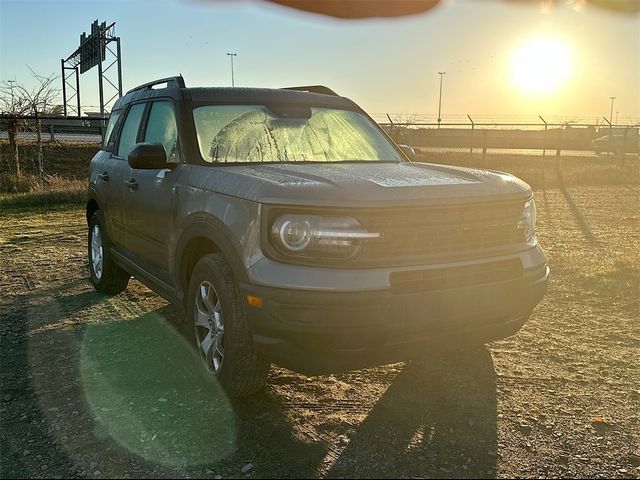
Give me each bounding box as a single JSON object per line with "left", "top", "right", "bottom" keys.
{"left": 103, "top": 110, "right": 122, "bottom": 151}
{"left": 116, "top": 104, "right": 146, "bottom": 159}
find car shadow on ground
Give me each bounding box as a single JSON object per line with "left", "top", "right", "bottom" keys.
{"left": 1, "top": 284, "right": 497, "bottom": 478}
{"left": 1, "top": 292, "right": 83, "bottom": 478}
{"left": 327, "top": 348, "right": 497, "bottom": 478}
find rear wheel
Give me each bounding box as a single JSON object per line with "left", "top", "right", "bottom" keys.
{"left": 187, "top": 253, "right": 270, "bottom": 397}
{"left": 88, "top": 211, "right": 130, "bottom": 294}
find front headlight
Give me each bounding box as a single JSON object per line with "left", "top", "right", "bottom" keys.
{"left": 270, "top": 214, "right": 380, "bottom": 259}
{"left": 520, "top": 199, "right": 537, "bottom": 246}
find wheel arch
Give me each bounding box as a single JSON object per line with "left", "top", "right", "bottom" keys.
{"left": 86, "top": 198, "right": 100, "bottom": 225}
{"left": 174, "top": 216, "right": 250, "bottom": 303}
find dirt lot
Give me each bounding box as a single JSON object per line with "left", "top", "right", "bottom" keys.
{"left": 1, "top": 185, "right": 639, "bottom": 479}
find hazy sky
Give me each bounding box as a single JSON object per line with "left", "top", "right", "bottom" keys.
{"left": 1, "top": 0, "right": 638, "bottom": 122}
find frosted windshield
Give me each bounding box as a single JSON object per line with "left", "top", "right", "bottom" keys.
{"left": 192, "top": 105, "right": 403, "bottom": 163}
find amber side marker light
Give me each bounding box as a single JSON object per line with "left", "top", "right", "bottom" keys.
{"left": 246, "top": 294, "right": 263, "bottom": 308}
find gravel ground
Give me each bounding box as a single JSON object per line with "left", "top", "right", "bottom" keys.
{"left": 1, "top": 185, "right": 639, "bottom": 479}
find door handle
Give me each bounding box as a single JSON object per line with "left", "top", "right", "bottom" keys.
{"left": 98, "top": 172, "right": 109, "bottom": 181}
{"left": 124, "top": 179, "right": 138, "bottom": 190}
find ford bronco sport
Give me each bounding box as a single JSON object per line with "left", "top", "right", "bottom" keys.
{"left": 87, "top": 76, "right": 548, "bottom": 397}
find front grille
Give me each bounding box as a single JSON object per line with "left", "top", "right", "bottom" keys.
{"left": 390, "top": 258, "right": 523, "bottom": 293}
{"left": 355, "top": 201, "right": 525, "bottom": 265}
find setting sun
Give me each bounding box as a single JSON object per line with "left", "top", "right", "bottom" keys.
{"left": 510, "top": 36, "right": 574, "bottom": 95}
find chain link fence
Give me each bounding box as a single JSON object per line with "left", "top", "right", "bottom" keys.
{"left": 374, "top": 114, "right": 640, "bottom": 159}
{"left": 0, "top": 115, "right": 103, "bottom": 192}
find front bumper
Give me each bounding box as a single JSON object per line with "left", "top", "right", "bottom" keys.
{"left": 240, "top": 257, "right": 549, "bottom": 375}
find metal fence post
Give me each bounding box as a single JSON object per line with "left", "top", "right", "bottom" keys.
{"left": 386, "top": 114, "right": 394, "bottom": 142}
{"left": 49, "top": 123, "right": 55, "bottom": 142}
{"left": 467, "top": 114, "right": 474, "bottom": 157}
{"left": 556, "top": 126, "right": 563, "bottom": 157}
{"left": 602, "top": 117, "right": 612, "bottom": 155}
{"left": 482, "top": 130, "right": 488, "bottom": 161}
{"left": 539, "top": 115, "right": 548, "bottom": 157}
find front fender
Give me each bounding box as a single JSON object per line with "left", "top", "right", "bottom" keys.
{"left": 172, "top": 210, "right": 259, "bottom": 292}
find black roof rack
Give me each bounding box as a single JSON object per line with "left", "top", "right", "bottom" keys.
{"left": 282, "top": 85, "right": 339, "bottom": 96}
{"left": 126, "top": 75, "right": 185, "bottom": 95}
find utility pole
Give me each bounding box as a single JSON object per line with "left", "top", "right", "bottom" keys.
{"left": 437, "top": 72, "right": 446, "bottom": 129}
{"left": 227, "top": 53, "right": 237, "bottom": 87}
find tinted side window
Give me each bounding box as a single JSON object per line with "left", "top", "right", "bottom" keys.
{"left": 116, "top": 103, "right": 145, "bottom": 159}
{"left": 144, "top": 101, "right": 179, "bottom": 163}
{"left": 103, "top": 110, "right": 121, "bottom": 150}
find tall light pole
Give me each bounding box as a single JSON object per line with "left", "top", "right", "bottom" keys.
{"left": 437, "top": 72, "right": 446, "bottom": 129}
{"left": 227, "top": 53, "right": 237, "bottom": 87}
{"left": 609, "top": 96, "right": 616, "bottom": 125}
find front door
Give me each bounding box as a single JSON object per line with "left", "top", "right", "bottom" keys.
{"left": 99, "top": 104, "right": 146, "bottom": 247}
{"left": 123, "top": 100, "right": 183, "bottom": 276}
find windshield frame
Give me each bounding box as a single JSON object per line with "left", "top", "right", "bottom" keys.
{"left": 188, "top": 100, "right": 410, "bottom": 166}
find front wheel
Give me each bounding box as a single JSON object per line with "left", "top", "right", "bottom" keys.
{"left": 187, "top": 253, "right": 270, "bottom": 397}
{"left": 88, "top": 211, "right": 130, "bottom": 294}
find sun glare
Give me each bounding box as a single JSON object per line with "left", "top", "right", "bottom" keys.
{"left": 510, "top": 36, "right": 573, "bottom": 95}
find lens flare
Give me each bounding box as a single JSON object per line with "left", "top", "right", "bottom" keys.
{"left": 80, "top": 312, "right": 237, "bottom": 466}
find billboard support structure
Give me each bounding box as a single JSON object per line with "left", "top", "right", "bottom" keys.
{"left": 61, "top": 59, "right": 80, "bottom": 117}
{"left": 61, "top": 20, "right": 122, "bottom": 121}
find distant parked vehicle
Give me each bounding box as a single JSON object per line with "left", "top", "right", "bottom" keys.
{"left": 592, "top": 133, "right": 639, "bottom": 155}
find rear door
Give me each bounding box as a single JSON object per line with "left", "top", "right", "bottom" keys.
{"left": 108, "top": 102, "right": 147, "bottom": 249}
{"left": 122, "top": 99, "right": 184, "bottom": 275}
{"left": 92, "top": 108, "right": 130, "bottom": 246}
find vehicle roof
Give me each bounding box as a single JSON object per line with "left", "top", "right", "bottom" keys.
{"left": 190, "top": 87, "right": 357, "bottom": 109}
{"left": 112, "top": 85, "right": 358, "bottom": 111}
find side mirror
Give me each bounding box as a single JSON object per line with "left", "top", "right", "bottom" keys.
{"left": 128, "top": 143, "right": 174, "bottom": 170}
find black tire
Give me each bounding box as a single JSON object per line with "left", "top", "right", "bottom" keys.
{"left": 88, "top": 211, "right": 130, "bottom": 294}
{"left": 187, "top": 253, "right": 270, "bottom": 397}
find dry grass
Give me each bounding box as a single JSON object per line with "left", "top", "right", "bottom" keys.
{"left": 0, "top": 141, "right": 98, "bottom": 209}
{"left": 0, "top": 175, "right": 85, "bottom": 210}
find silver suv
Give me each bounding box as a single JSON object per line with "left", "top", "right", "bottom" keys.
{"left": 87, "top": 76, "right": 548, "bottom": 397}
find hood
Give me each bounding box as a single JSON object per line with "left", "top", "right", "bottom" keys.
{"left": 187, "top": 161, "right": 532, "bottom": 207}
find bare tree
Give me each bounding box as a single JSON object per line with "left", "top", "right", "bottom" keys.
{"left": 0, "top": 80, "right": 30, "bottom": 182}
{"left": 13, "top": 69, "right": 59, "bottom": 189}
